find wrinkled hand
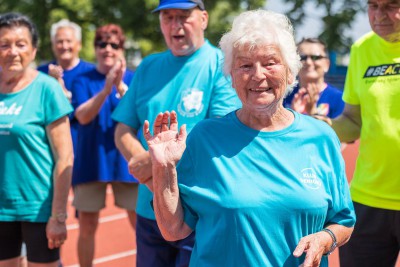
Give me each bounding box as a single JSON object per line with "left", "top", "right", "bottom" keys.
{"left": 291, "top": 83, "right": 319, "bottom": 115}
{"left": 48, "top": 64, "right": 64, "bottom": 80}
{"left": 128, "top": 152, "right": 152, "bottom": 184}
{"left": 293, "top": 231, "right": 331, "bottom": 267}
{"left": 143, "top": 111, "right": 187, "bottom": 168}
{"left": 46, "top": 218, "right": 67, "bottom": 249}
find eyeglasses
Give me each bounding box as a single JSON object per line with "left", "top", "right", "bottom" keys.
{"left": 299, "top": 55, "right": 327, "bottom": 61}
{"left": 96, "top": 41, "right": 120, "bottom": 50}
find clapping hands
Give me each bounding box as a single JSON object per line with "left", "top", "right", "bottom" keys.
{"left": 104, "top": 57, "right": 126, "bottom": 95}
{"left": 291, "top": 83, "right": 320, "bottom": 115}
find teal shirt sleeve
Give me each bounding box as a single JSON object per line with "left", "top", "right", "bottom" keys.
{"left": 42, "top": 74, "right": 73, "bottom": 125}
{"left": 207, "top": 62, "right": 241, "bottom": 118}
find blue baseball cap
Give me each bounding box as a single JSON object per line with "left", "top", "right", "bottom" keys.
{"left": 152, "top": 0, "right": 205, "bottom": 13}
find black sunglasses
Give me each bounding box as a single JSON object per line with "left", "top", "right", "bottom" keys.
{"left": 96, "top": 41, "right": 120, "bottom": 50}
{"left": 300, "top": 54, "right": 327, "bottom": 61}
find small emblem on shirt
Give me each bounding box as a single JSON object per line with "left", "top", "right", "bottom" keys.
{"left": 300, "top": 168, "right": 322, "bottom": 190}
{"left": 0, "top": 102, "right": 23, "bottom": 115}
{"left": 363, "top": 63, "right": 400, "bottom": 78}
{"left": 178, "top": 88, "right": 204, "bottom": 117}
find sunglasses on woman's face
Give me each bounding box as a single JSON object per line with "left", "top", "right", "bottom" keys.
{"left": 96, "top": 41, "right": 120, "bottom": 50}
{"left": 299, "top": 54, "right": 327, "bottom": 61}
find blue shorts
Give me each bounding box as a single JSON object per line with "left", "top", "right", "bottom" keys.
{"left": 0, "top": 221, "right": 59, "bottom": 262}
{"left": 136, "top": 214, "right": 195, "bottom": 267}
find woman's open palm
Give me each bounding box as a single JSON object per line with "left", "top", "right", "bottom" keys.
{"left": 144, "top": 111, "right": 187, "bottom": 167}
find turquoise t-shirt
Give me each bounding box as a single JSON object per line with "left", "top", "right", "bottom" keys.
{"left": 0, "top": 72, "right": 73, "bottom": 222}
{"left": 177, "top": 111, "right": 355, "bottom": 267}
{"left": 112, "top": 40, "right": 241, "bottom": 219}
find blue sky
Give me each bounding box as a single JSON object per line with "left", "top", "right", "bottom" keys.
{"left": 265, "top": 0, "right": 371, "bottom": 43}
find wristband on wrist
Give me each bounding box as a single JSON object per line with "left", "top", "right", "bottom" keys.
{"left": 50, "top": 213, "right": 68, "bottom": 223}
{"left": 321, "top": 228, "right": 337, "bottom": 256}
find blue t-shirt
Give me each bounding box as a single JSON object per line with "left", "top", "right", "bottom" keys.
{"left": 70, "top": 68, "right": 135, "bottom": 186}
{"left": 177, "top": 110, "right": 355, "bottom": 267}
{"left": 112, "top": 40, "right": 241, "bottom": 219}
{"left": 0, "top": 73, "right": 73, "bottom": 222}
{"left": 283, "top": 83, "right": 345, "bottom": 118}
{"left": 38, "top": 60, "right": 95, "bottom": 153}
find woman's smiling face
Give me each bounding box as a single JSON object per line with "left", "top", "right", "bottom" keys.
{"left": 231, "top": 44, "right": 293, "bottom": 111}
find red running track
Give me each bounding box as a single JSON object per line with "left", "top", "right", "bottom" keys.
{"left": 61, "top": 141, "right": 399, "bottom": 266}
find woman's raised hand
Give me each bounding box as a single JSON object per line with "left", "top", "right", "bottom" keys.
{"left": 143, "top": 111, "right": 187, "bottom": 167}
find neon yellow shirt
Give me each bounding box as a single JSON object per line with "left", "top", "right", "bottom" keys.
{"left": 343, "top": 32, "right": 400, "bottom": 210}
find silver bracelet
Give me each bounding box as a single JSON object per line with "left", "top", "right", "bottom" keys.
{"left": 321, "top": 228, "right": 337, "bottom": 256}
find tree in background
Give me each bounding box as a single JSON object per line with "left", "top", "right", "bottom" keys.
{"left": 0, "top": 0, "right": 265, "bottom": 66}
{"left": 0, "top": 0, "right": 94, "bottom": 64}
{"left": 282, "top": 0, "right": 366, "bottom": 54}
{"left": 0, "top": 0, "right": 364, "bottom": 66}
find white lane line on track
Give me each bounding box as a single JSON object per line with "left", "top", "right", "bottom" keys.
{"left": 66, "top": 212, "right": 128, "bottom": 230}
{"left": 64, "top": 249, "right": 137, "bottom": 267}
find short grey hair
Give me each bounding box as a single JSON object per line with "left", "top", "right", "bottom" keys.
{"left": 50, "top": 19, "right": 81, "bottom": 42}
{"left": 219, "top": 9, "right": 302, "bottom": 94}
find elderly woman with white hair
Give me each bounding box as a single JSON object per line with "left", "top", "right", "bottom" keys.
{"left": 143, "top": 10, "right": 355, "bottom": 267}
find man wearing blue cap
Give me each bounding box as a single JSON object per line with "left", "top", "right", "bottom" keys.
{"left": 112, "top": 0, "right": 241, "bottom": 266}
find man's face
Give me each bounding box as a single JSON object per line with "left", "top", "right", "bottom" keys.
{"left": 160, "top": 8, "right": 208, "bottom": 56}
{"left": 52, "top": 27, "right": 81, "bottom": 64}
{"left": 368, "top": 0, "right": 400, "bottom": 42}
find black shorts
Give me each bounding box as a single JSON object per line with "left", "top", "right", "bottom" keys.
{"left": 339, "top": 202, "right": 400, "bottom": 267}
{"left": 0, "top": 221, "right": 59, "bottom": 263}
{"left": 136, "top": 214, "right": 194, "bottom": 267}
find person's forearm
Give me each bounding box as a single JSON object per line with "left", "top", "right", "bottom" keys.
{"left": 152, "top": 163, "right": 192, "bottom": 241}
{"left": 75, "top": 89, "right": 109, "bottom": 125}
{"left": 331, "top": 115, "right": 361, "bottom": 143}
{"left": 114, "top": 123, "right": 146, "bottom": 160}
{"left": 324, "top": 224, "right": 354, "bottom": 251}
{"left": 51, "top": 154, "right": 73, "bottom": 217}
{"left": 46, "top": 117, "right": 73, "bottom": 217}
{"left": 329, "top": 103, "right": 362, "bottom": 143}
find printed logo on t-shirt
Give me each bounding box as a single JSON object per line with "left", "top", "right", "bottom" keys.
{"left": 0, "top": 123, "right": 13, "bottom": 135}
{"left": 177, "top": 88, "right": 204, "bottom": 117}
{"left": 363, "top": 63, "right": 400, "bottom": 78}
{"left": 0, "top": 102, "right": 23, "bottom": 115}
{"left": 299, "top": 168, "right": 322, "bottom": 190}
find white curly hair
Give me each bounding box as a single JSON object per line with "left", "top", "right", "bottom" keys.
{"left": 219, "top": 9, "right": 302, "bottom": 95}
